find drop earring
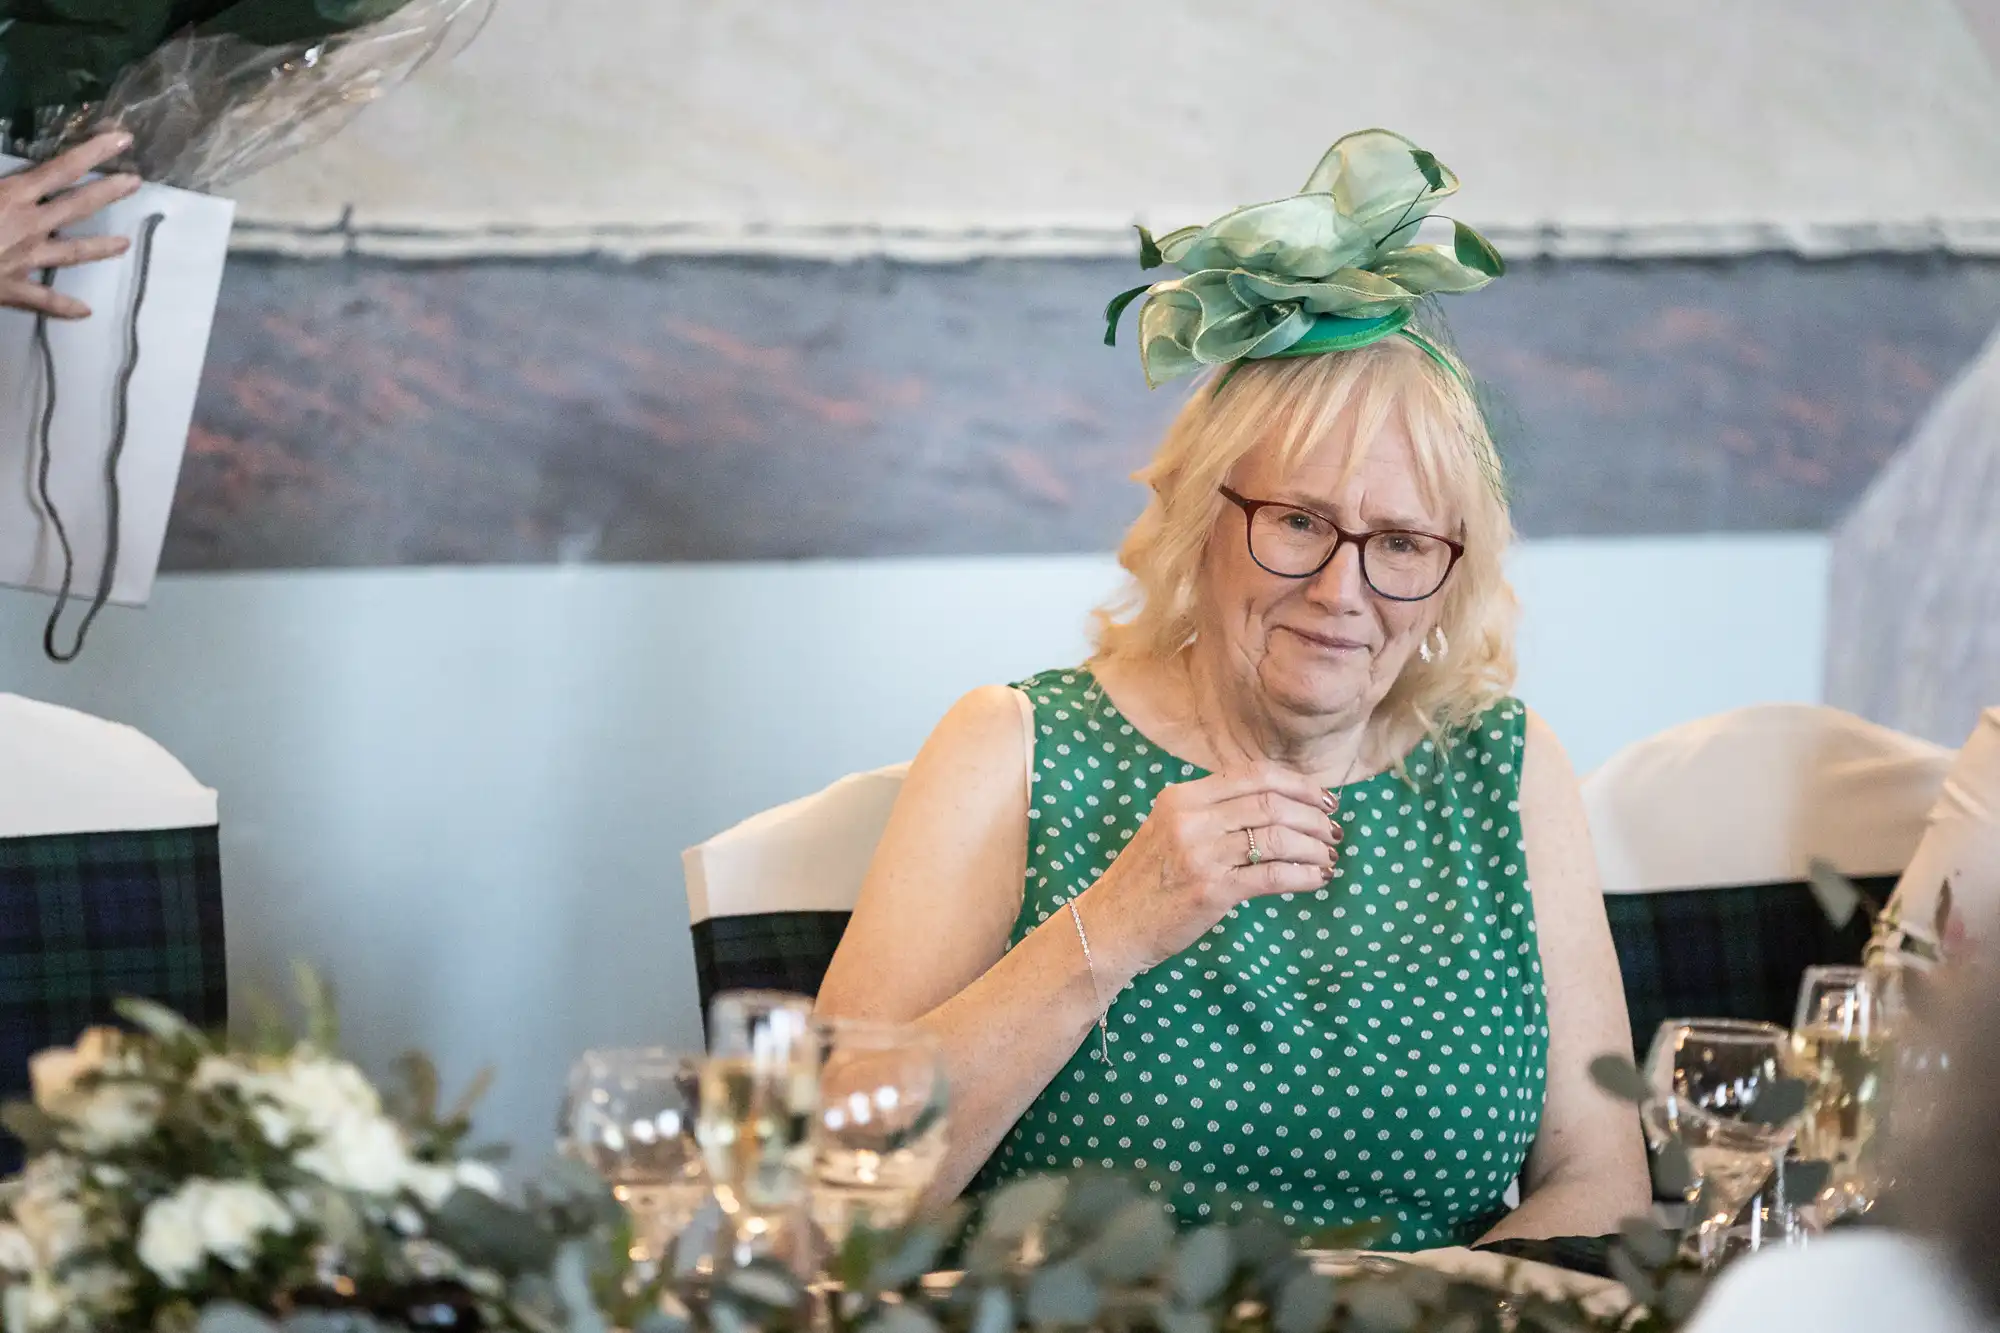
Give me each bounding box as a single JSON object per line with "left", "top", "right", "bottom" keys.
{"left": 1418, "top": 626, "right": 1449, "bottom": 664}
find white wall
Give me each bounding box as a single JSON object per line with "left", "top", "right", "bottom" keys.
{"left": 0, "top": 537, "right": 1826, "bottom": 1161}
{"left": 232, "top": 0, "right": 2000, "bottom": 255}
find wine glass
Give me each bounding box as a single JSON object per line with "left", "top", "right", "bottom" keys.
{"left": 809, "top": 1019, "right": 949, "bottom": 1249}
{"left": 1789, "top": 965, "right": 1889, "bottom": 1219}
{"left": 560, "top": 1047, "right": 708, "bottom": 1266}
{"left": 697, "top": 991, "right": 820, "bottom": 1266}
{"left": 1643, "top": 1018, "right": 1800, "bottom": 1267}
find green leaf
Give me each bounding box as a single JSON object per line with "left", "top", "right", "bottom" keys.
{"left": 982, "top": 1174, "right": 1067, "bottom": 1240}
{"left": 1170, "top": 1227, "right": 1234, "bottom": 1305}
{"left": 1658, "top": 1270, "right": 1710, "bottom": 1322}
{"left": 1227, "top": 1217, "right": 1294, "bottom": 1269}
{"left": 394, "top": 1050, "right": 440, "bottom": 1123}
{"left": 1409, "top": 148, "right": 1446, "bottom": 192}
{"left": 1807, "top": 859, "right": 1866, "bottom": 929}
{"left": 555, "top": 1240, "right": 612, "bottom": 1333}
{"left": 1654, "top": 1137, "right": 1697, "bottom": 1199}
{"left": 430, "top": 1187, "right": 558, "bottom": 1275}
{"left": 1274, "top": 1271, "right": 1337, "bottom": 1333}
{"left": 1086, "top": 1197, "right": 1174, "bottom": 1282}
{"left": 1605, "top": 1247, "right": 1658, "bottom": 1307}
{"left": 1744, "top": 1076, "right": 1807, "bottom": 1126}
{"left": 446, "top": 1065, "right": 496, "bottom": 1125}
{"left": 862, "top": 1307, "right": 940, "bottom": 1333}
{"left": 970, "top": 1287, "right": 1014, "bottom": 1333}
{"left": 1, "top": 1101, "right": 60, "bottom": 1155}
{"left": 1024, "top": 1260, "right": 1100, "bottom": 1328}
{"left": 1061, "top": 1173, "right": 1139, "bottom": 1231}
{"left": 725, "top": 1262, "right": 803, "bottom": 1311}
{"left": 196, "top": 1305, "right": 280, "bottom": 1333}
{"left": 832, "top": 1222, "right": 882, "bottom": 1291}
{"left": 1588, "top": 1055, "right": 1649, "bottom": 1104}
{"left": 1450, "top": 221, "right": 1505, "bottom": 278}
{"left": 1341, "top": 1281, "right": 1419, "bottom": 1333}
{"left": 1617, "top": 1217, "right": 1676, "bottom": 1269}
{"left": 293, "top": 959, "right": 339, "bottom": 1051}
{"left": 1103, "top": 283, "right": 1151, "bottom": 347}
{"left": 1159, "top": 1312, "right": 1215, "bottom": 1333}
{"left": 1135, "top": 225, "right": 1164, "bottom": 270}
{"left": 870, "top": 1215, "right": 958, "bottom": 1290}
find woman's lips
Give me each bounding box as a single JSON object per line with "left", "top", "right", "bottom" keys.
{"left": 1281, "top": 625, "right": 1370, "bottom": 653}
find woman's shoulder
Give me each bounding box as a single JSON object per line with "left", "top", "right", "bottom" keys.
{"left": 1432, "top": 694, "right": 1530, "bottom": 761}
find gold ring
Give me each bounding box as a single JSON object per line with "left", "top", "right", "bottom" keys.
{"left": 1245, "top": 828, "right": 1261, "bottom": 865}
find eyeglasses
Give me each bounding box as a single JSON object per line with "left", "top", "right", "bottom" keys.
{"left": 1217, "top": 486, "right": 1465, "bottom": 602}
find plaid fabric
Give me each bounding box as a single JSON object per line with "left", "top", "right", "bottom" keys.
{"left": 0, "top": 825, "right": 228, "bottom": 1170}
{"left": 1604, "top": 875, "right": 1894, "bottom": 1058}
{"left": 689, "top": 910, "right": 851, "bottom": 1029}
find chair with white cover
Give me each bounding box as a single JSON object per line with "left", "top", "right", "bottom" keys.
{"left": 1582, "top": 704, "right": 1953, "bottom": 1056}
{"left": 0, "top": 695, "right": 227, "bottom": 1165}
{"left": 681, "top": 764, "right": 908, "bottom": 1022}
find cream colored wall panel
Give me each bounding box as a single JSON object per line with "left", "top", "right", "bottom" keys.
{"left": 231, "top": 0, "right": 2000, "bottom": 251}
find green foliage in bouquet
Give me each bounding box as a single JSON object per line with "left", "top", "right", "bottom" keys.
{"left": 0, "top": 0, "right": 423, "bottom": 135}
{"left": 0, "top": 966, "right": 630, "bottom": 1333}
{"left": 652, "top": 1167, "right": 1708, "bottom": 1333}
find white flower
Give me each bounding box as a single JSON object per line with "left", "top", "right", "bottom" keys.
{"left": 404, "top": 1158, "right": 500, "bottom": 1211}
{"left": 297, "top": 1114, "right": 411, "bottom": 1195}
{"left": 136, "top": 1193, "right": 204, "bottom": 1288}
{"left": 64, "top": 1084, "right": 161, "bottom": 1152}
{"left": 27, "top": 1029, "right": 123, "bottom": 1111}
{"left": 137, "top": 1180, "right": 294, "bottom": 1288}
{"left": 191, "top": 1056, "right": 255, "bottom": 1093}
{"left": 0, "top": 1226, "right": 36, "bottom": 1275}
{"left": 64, "top": 1266, "right": 130, "bottom": 1315}
{"left": 2, "top": 1272, "right": 65, "bottom": 1333}
{"left": 11, "top": 1161, "right": 86, "bottom": 1270}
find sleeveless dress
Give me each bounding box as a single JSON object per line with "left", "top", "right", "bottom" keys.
{"left": 977, "top": 667, "right": 1549, "bottom": 1249}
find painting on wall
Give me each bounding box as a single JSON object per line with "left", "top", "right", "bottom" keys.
{"left": 167, "top": 252, "right": 2000, "bottom": 569}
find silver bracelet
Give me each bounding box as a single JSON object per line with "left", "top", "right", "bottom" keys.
{"left": 1066, "top": 898, "right": 1112, "bottom": 1063}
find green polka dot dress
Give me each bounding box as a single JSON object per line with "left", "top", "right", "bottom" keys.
{"left": 979, "top": 667, "right": 1548, "bottom": 1249}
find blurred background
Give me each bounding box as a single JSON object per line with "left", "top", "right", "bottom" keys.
{"left": 3, "top": 0, "right": 1998, "bottom": 1161}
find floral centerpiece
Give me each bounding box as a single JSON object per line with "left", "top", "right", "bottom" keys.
{"left": 0, "top": 976, "right": 1719, "bottom": 1333}
{"left": 0, "top": 973, "right": 624, "bottom": 1333}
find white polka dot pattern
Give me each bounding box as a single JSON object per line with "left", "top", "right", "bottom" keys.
{"left": 977, "top": 668, "right": 1549, "bottom": 1250}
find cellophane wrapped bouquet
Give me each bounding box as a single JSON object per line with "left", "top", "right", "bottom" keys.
{"left": 0, "top": 0, "right": 490, "bottom": 190}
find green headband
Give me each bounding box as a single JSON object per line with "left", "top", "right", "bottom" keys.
{"left": 1103, "top": 128, "right": 1503, "bottom": 390}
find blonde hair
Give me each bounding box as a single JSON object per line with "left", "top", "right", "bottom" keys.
{"left": 1092, "top": 334, "right": 1519, "bottom": 747}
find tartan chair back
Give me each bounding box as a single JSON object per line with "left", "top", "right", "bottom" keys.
{"left": 0, "top": 695, "right": 228, "bottom": 1174}
{"left": 682, "top": 765, "right": 909, "bottom": 1028}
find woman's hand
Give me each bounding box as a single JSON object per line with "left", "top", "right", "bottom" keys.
{"left": 1080, "top": 766, "right": 1341, "bottom": 980}
{"left": 1, "top": 132, "right": 141, "bottom": 319}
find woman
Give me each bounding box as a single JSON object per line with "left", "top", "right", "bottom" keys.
{"left": 818, "top": 130, "right": 1649, "bottom": 1248}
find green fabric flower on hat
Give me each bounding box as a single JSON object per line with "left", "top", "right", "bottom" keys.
{"left": 1105, "top": 129, "right": 1505, "bottom": 387}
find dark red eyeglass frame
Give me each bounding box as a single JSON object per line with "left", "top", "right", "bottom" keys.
{"left": 1217, "top": 486, "right": 1466, "bottom": 602}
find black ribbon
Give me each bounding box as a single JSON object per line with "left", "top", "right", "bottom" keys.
{"left": 32, "top": 208, "right": 165, "bottom": 663}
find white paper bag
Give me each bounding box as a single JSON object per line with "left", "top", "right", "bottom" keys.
{"left": 1889, "top": 707, "right": 2000, "bottom": 958}
{"left": 0, "top": 159, "right": 233, "bottom": 656}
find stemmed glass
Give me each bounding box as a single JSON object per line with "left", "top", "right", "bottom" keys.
{"left": 1643, "top": 1019, "right": 1801, "bottom": 1267}
{"left": 559, "top": 1047, "right": 709, "bottom": 1267}
{"left": 808, "top": 1019, "right": 949, "bottom": 1250}
{"left": 1789, "top": 965, "right": 1889, "bottom": 1220}
{"left": 696, "top": 991, "right": 821, "bottom": 1268}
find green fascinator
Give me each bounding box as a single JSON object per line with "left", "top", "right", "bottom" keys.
{"left": 1104, "top": 129, "right": 1505, "bottom": 388}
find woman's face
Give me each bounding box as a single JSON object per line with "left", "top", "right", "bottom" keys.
{"left": 1202, "top": 413, "right": 1449, "bottom": 728}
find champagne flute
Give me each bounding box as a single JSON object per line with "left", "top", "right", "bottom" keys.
{"left": 560, "top": 1048, "right": 709, "bottom": 1266}
{"left": 697, "top": 991, "right": 820, "bottom": 1266}
{"left": 1790, "top": 964, "right": 1888, "bottom": 1219}
{"left": 1643, "top": 1018, "right": 1799, "bottom": 1267}
{"left": 809, "top": 1019, "right": 949, "bottom": 1248}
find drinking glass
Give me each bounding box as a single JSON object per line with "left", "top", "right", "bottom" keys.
{"left": 809, "top": 1019, "right": 949, "bottom": 1248}
{"left": 1643, "top": 1018, "right": 1800, "bottom": 1267}
{"left": 1789, "top": 964, "right": 1889, "bottom": 1218}
{"left": 560, "top": 1047, "right": 708, "bottom": 1265}
{"left": 697, "top": 991, "right": 820, "bottom": 1265}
